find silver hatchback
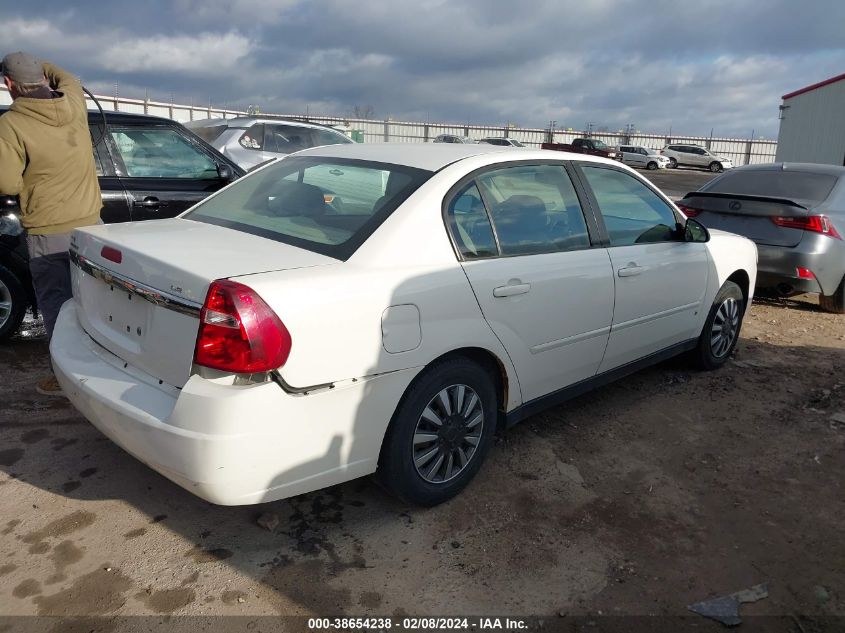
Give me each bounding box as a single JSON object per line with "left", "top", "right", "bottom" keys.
{"left": 185, "top": 117, "right": 354, "bottom": 170}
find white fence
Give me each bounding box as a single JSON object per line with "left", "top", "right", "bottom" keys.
{"left": 0, "top": 86, "right": 777, "bottom": 166}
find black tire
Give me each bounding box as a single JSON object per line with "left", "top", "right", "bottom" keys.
{"left": 819, "top": 275, "right": 845, "bottom": 314}
{"left": 647, "top": 161, "right": 658, "bottom": 170}
{"left": 709, "top": 161, "right": 722, "bottom": 173}
{"left": 669, "top": 158, "right": 678, "bottom": 169}
{"left": 695, "top": 281, "right": 744, "bottom": 370}
{"left": 377, "top": 357, "right": 497, "bottom": 506}
{"left": 0, "top": 264, "right": 28, "bottom": 342}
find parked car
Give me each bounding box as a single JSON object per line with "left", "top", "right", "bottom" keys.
{"left": 52, "top": 143, "right": 757, "bottom": 506}
{"left": 478, "top": 137, "right": 526, "bottom": 147}
{"left": 678, "top": 162, "right": 845, "bottom": 312}
{"left": 541, "top": 138, "right": 622, "bottom": 161}
{"left": 618, "top": 145, "right": 670, "bottom": 170}
{"left": 0, "top": 108, "right": 244, "bottom": 341}
{"left": 185, "top": 116, "right": 354, "bottom": 170}
{"left": 662, "top": 144, "right": 733, "bottom": 172}
{"left": 432, "top": 134, "right": 476, "bottom": 144}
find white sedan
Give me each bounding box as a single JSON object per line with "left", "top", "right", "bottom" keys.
{"left": 52, "top": 144, "right": 757, "bottom": 506}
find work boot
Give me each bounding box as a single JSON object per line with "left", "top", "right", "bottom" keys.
{"left": 36, "top": 375, "right": 63, "bottom": 396}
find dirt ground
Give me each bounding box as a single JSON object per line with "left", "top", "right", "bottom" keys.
{"left": 1, "top": 164, "right": 843, "bottom": 629}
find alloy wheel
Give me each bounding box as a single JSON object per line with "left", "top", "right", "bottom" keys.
{"left": 0, "top": 278, "right": 12, "bottom": 330}
{"left": 710, "top": 297, "right": 740, "bottom": 358}
{"left": 412, "top": 384, "right": 484, "bottom": 484}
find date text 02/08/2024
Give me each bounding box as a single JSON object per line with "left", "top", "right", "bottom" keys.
{"left": 307, "top": 618, "right": 529, "bottom": 630}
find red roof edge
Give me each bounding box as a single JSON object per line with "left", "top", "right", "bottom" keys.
{"left": 782, "top": 72, "right": 845, "bottom": 100}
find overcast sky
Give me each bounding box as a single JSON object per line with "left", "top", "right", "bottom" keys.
{"left": 3, "top": 0, "right": 844, "bottom": 138}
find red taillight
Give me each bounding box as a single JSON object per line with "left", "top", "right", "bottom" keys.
{"left": 101, "top": 246, "right": 122, "bottom": 264}
{"left": 771, "top": 215, "right": 842, "bottom": 239}
{"left": 194, "top": 280, "right": 291, "bottom": 373}
{"left": 677, "top": 204, "right": 701, "bottom": 218}
{"left": 796, "top": 267, "right": 815, "bottom": 280}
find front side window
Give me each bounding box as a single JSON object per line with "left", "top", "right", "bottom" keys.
{"left": 476, "top": 164, "right": 591, "bottom": 256}
{"left": 110, "top": 128, "right": 218, "bottom": 178}
{"left": 446, "top": 183, "right": 497, "bottom": 259}
{"left": 580, "top": 166, "right": 680, "bottom": 246}
{"left": 185, "top": 157, "right": 431, "bottom": 259}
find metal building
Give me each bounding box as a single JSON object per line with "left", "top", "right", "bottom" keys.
{"left": 776, "top": 72, "right": 845, "bottom": 166}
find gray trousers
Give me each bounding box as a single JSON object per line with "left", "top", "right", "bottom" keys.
{"left": 26, "top": 232, "right": 73, "bottom": 341}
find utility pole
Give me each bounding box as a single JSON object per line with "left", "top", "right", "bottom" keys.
{"left": 548, "top": 120, "right": 557, "bottom": 143}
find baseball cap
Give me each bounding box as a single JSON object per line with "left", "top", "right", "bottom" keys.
{"left": 1, "top": 51, "right": 44, "bottom": 83}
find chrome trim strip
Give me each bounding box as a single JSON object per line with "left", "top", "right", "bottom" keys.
{"left": 611, "top": 301, "right": 700, "bottom": 332}
{"left": 530, "top": 325, "right": 611, "bottom": 354}
{"left": 70, "top": 249, "right": 201, "bottom": 318}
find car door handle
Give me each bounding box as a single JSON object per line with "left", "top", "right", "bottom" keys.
{"left": 617, "top": 263, "right": 646, "bottom": 277}
{"left": 133, "top": 197, "right": 168, "bottom": 209}
{"left": 493, "top": 283, "right": 531, "bottom": 297}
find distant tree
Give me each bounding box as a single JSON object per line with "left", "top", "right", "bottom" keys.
{"left": 352, "top": 104, "right": 376, "bottom": 119}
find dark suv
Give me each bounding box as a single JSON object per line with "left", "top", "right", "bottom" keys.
{"left": 0, "top": 109, "right": 244, "bottom": 340}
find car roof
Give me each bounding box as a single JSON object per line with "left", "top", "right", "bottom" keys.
{"left": 292, "top": 142, "right": 623, "bottom": 172}
{"left": 725, "top": 162, "right": 845, "bottom": 175}
{"left": 0, "top": 106, "right": 176, "bottom": 126}
{"left": 185, "top": 116, "right": 344, "bottom": 132}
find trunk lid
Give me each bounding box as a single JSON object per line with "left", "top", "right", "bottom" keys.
{"left": 680, "top": 192, "right": 810, "bottom": 247}
{"left": 69, "top": 218, "right": 337, "bottom": 387}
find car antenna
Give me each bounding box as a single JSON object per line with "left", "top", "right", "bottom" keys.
{"left": 82, "top": 85, "right": 109, "bottom": 149}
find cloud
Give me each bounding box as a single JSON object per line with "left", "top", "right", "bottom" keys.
{"left": 100, "top": 32, "right": 254, "bottom": 74}
{"left": 2, "top": 1, "right": 844, "bottom": 137}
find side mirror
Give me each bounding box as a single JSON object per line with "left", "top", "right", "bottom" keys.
{"left": 217, "top": 164, "right": 234, "bottom": 182}
{"left": 685, "top": 218, "right": 710, "bottom": 243}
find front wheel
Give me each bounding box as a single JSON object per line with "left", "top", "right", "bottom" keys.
{"left": 695, "top": 281, "right": 744, "bottom": 370}
{"left": 709, "top": 161, "right": 723, "bottom": 173}
{"left": 646, "top": 161, "right": 658, "bottom": 170}
{"left": 669, "top": 158, "right": 678, "bottom": 168}
{"left": 819, "top": 275, "right": 845, "bottom": 314}
{"left": 0, "top": 264, "right": 28, "bottom": 342}
{"left": 377, "top": 358, "right": 497, "bottom": 506}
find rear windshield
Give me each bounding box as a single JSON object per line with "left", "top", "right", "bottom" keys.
{"left": 189, "top": 124, "right": 228, "bottom": 144}
{"left": 702, "top": 170, "right": 838, "bottom": 204}
{"left": 184, "top": 157, "right": 432, "bottom": 259}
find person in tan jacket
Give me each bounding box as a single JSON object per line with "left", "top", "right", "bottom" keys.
{"left": 0, "top": 52, "right": 102, "bottom": 394}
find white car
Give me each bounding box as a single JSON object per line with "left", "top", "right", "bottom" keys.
{"left": 52, "top": 144, "right": 757, "bottom": 506}
{"left": 661, "top": 144, "right": 734, "bottom": 172}
{"left": 618, "top": 145, "right": 670, "bottom": 170}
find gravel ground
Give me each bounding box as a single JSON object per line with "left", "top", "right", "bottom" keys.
{"left": 1, "top": 286, "right": 843, "bottom": 628}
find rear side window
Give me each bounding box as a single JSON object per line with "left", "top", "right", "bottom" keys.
{"left": 581, "top": 166, "right": 680, "bottom": 246}
{"left": 186, "top": 157, "right": 431, "bottom": 259}
{"left": 702, "top": 170, "right": 838, "bottom": 204}
{"left": 476, "top": 164, "right": 591, "bottom": 255}
{"left": 447, "top": 183, "right": 497, "bottom": 259}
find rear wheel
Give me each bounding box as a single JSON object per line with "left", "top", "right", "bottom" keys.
{"left": 377, "top": 358, "right": 497, "bottom": 506}
{"left": 669, "top": 158, "right": 678, "bottom": 168}
{"left": 695, "top": 281, "right": 744, "bottom": 370}
{"left": 0, "top": 264, "right": 28, "bottom": 342}
{"left": 820, "top": 275, "right": 845, "bottom": 314}
{"left": 709, "top": 161, "right": 723, "bottom": 173}
{"left": 647, "top": 161, "right": 658, "bottom": 170}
